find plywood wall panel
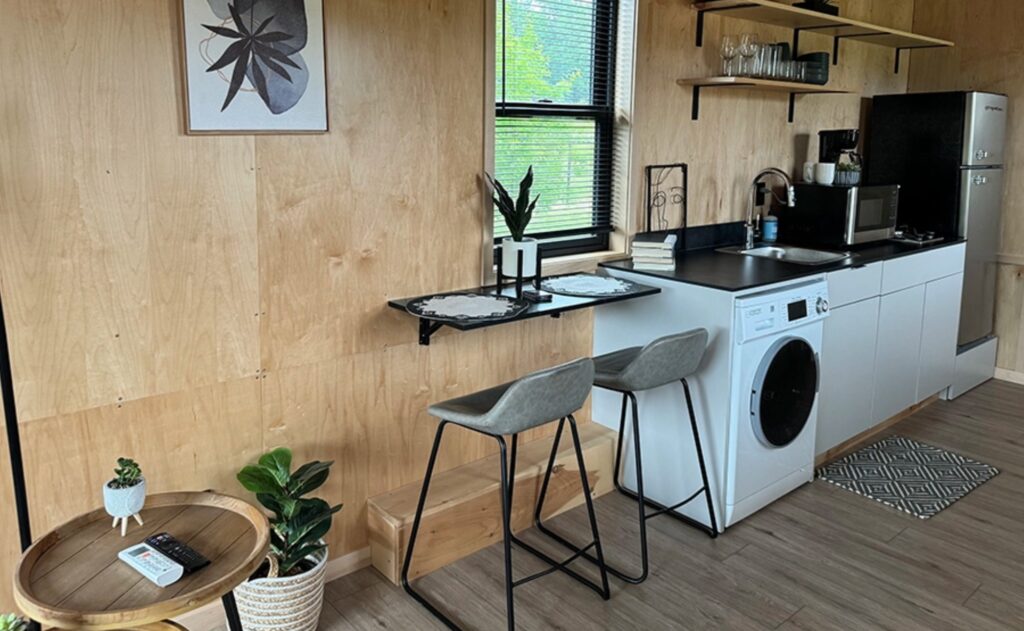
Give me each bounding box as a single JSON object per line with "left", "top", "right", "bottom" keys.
{"left": 0, "top": 1, "right": 259, "bottom": 421}
{"left": 258, "top": 0, "right": 486, "bottom": 371}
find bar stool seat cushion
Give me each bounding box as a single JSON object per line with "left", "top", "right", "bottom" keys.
{"left": 593, "top": 328, "right": 708, "bottom": 392}
{"left": 428, "top": 358, "right": 595, "bottom": 435}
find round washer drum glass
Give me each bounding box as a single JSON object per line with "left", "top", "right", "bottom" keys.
{"left": 752, "top": 338, "right": 818, "bottom": 448}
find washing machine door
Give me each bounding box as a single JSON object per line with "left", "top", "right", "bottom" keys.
{"left": 751, "top": 337, "right": 819, "bottom": 448}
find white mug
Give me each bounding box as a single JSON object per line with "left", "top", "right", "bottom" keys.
{"left": 803, "top": 161, "right": 816, "bottom": 183}
{"left": 814, "top": 162, "right": 837, "bottom": 185}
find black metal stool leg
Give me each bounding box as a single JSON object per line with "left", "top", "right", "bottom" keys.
{"left": 222, "top": 591, "right": 243, "bottom": 631}
{"left": 682, "top": 379, "right": 719, "bottom": 537}
{"left": 498, "top": 434, "right": 516, "bottom": 631}
{"left": 401, "top": 421, "right": 462, "bottom": 630}
{"left": 566, "top": 415, "right": 611, "bottom": 598}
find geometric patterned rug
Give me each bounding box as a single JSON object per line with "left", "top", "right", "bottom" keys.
{"left": 816, "top": 435, "right": 1000, "bottom": 519}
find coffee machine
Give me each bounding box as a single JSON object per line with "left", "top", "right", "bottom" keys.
{"left": 818, "top": 129, "right": 859, "bottom": 163}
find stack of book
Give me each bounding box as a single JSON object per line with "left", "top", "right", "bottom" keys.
{"left": 631, "top": 234, "right": 677, "bottom": 271}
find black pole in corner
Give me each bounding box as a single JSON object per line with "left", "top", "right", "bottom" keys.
{"left": 0, "top": 289, "right": 40, "bottom": 630}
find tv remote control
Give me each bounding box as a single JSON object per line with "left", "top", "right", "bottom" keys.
{"left": 145, "top": 532, "right": 211, "bottom": 574}
{"left": 118, "top": 543, "right": 184, "bottom": 587}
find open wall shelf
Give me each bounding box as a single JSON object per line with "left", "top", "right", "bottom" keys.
{"left": 678, "top": 76, "right": 851, "bottom": 122}
{"left": 693, "top": 0, "right": 953, "bottom": 72}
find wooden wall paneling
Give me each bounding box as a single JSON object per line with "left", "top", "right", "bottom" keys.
{"left": 631, "top": 0, "right": 912, "bottom": 233}
{"left": 17, "top": 378, "right": 264, "bottom": 534}
{"left": 910, "top": 0, "right": 1024, "bottom": 372}
{"left": 995, "top": 265, "right": 1024, "bottom": 372}
{"left": 257, "top": 0, "right": 486, "bottom": 372}
{"left": 0, "top": 1, "right": 259, "bottom": 422}
{"left": 0, "top": 395, "right": 22, "bottom": 619}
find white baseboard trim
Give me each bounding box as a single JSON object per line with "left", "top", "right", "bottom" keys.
{"left": 173, "top": 546, "right": 372, "bottom": 630}
{"left": 995, "top": 368, "right": 1024, "bottom": 386}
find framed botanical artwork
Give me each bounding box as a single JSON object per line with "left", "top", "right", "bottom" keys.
{"left": 180, "top": 0, "right": 328, "bottom": 134}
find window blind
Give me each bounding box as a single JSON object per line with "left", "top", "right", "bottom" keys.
{"left": 494, "top": 0, "right": 618, "bottom": 256}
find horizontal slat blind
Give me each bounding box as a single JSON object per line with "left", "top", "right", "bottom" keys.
{"left": 494, "top": 0, "right": 617, "bottom": 253}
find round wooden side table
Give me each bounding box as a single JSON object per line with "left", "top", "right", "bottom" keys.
{"left": 14, "top": 491, "right": 270, "bottom": 630}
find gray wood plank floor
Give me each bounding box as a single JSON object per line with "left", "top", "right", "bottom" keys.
{"left": 318, "top": 379, "right": 1024, "bottom": 630}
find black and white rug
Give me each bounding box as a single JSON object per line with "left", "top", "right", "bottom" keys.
{"left": 816, "top": 435, "right": 999, "bottom": 519}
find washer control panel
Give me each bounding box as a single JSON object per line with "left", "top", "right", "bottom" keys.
{"left": 735, "top": 280, "right": 830, "bottom": 344}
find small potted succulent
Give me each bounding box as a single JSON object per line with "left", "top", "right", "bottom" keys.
{"left": 234, "top": 448, "right": 342, "bottom": 631}
{"left": 103, "top": 457, "right": 146, "bottom": 536}
{"left": 485, "top": 166, "right": 540, "bottom": 279}
{"left": 0, "top": 613, "right": 28, "bottom": 631}
{"left": 834, "top": 161, "right": 862, "bottom": 186}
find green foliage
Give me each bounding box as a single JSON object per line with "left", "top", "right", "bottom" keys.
{"left": 237, "top": 447, "right": 342, "bottom": 576}
{"left": 493, "top": 1, "right": 600, "bottom": 241}
{"left": 837, "top": 161, "right": 862, "bottom": 172}
{"left": 0, "top": 613, "right": 28, "bottom": 631}
{"left": 486, "top": 166, "right": 538, "bottom": 241}
{"left": 110, "top": 457, "right": 142, "bottom": 489}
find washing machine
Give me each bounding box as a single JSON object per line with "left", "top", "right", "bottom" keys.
{"left": 724, "top": 279, "right": 830, "bottom": 526}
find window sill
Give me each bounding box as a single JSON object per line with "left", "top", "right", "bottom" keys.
{"left": 484, "top": 249, "right": 629, "bottom": 285}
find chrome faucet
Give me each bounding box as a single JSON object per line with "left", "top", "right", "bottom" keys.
{"left": 746, "top": 168, "right": 797, "bottom": 249}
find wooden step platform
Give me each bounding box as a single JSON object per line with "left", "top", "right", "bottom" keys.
{"left": 367, "top": 423, "right": 618, "bottom": 584}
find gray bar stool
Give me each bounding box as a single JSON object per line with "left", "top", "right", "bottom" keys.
{"left": 401, "top": 358, "right": 610, "bottom": 631}
{"left": 534, "top": 329, "right": 718, "bottom": 585}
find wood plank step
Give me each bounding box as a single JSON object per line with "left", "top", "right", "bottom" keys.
{"left": 367, "top": 423, "right": 618, "bottom": 584}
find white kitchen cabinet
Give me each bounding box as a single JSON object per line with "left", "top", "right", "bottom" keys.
{"left": 816, "top": 297, "right": 880, "bottom": 455}
{"left": 918, "top": 273, "right": 965, "bottom": 400}
{"left": 872, "top": 284, "right": 926, "bottom": 425}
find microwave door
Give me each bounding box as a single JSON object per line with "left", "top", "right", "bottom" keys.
{"left": 850, "top": 192, "right": 897, "bottom": 243}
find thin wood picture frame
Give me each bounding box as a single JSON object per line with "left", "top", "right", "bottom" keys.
{"left": 180, "top": 0, "right": 329, "bottom": 135}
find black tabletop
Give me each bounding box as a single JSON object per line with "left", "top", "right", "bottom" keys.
{"left": 388, "top": 277, "right": 661, "bottom": 334}
{"left": 601, "top": 239, "right": 966, "bottom": 292}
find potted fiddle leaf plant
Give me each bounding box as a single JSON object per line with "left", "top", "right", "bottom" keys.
{"left": 234, "top": 448, "right": 342, "bottom": 631}
{"left": 0, "top": 613, "right": 28, "bottom": 631}
{"left": 485, "top": 166, "right": 540, "bottom": 279}
{"left": 103, "top": 457, "right": 146, "bottom": 536}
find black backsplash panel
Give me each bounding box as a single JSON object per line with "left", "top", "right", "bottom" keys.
{"left": 635, "top": 222, "right": 746, "bottom": 254}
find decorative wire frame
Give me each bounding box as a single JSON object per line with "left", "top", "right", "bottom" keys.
{"left": 644, "top": 164, "right": 688, "bottom": 233}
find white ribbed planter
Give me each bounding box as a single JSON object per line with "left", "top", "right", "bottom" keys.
{"left": 103, "top": 478, "right": 146, "bottom": 518}
{"left": 233, "top": 546, "right": 328, "bottom": 631}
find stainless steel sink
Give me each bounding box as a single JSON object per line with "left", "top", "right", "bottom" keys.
{"left": 717, "top": 244, "right": 852, "bottom": 266}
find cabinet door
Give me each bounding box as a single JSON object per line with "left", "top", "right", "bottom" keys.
{"left": 919, "top": 273, "right": 965, "bottom": 400}
{"left": 873, "top": 285, "right": 926, "bottom": 423}
{"left": 816, "top": 298, "right": 881, "bottom": 455}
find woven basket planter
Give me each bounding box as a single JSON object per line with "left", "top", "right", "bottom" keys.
{"left": 233, "top": 546, "right": 328, "bottom": 631}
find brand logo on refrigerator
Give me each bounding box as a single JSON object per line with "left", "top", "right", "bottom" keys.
{"left": 985, "top": 105, "right": 1004, "bottom": 112}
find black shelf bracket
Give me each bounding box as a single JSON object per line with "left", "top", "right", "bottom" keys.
{"left": 418, "top": 319, "right": 445, "bottom": 346}
{"left": 691, "top": 85, "right": 701, "bottom": 120}
{"left": 694, "top": 3, "right": 757, "bottom": 48}
{"left": 788, "top": 93, "right": 797, "bottom": 124}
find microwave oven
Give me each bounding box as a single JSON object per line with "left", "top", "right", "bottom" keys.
{"left": 780, "top": 184, "right": 900, "bottom": 248}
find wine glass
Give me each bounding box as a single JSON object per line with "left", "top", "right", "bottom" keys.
{"left": 738, "top": 33, "right": 758, "bottom": 77}
{"left": 720, "top": 35, "right": 738, "bottom": 77}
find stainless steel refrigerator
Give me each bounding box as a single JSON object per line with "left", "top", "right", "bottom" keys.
{"left": 866, "top": 91, "right": 1007, "bottom": 348}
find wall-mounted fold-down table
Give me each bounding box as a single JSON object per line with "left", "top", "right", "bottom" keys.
{"left": 388, "top": 273, "right": 661, "bottom": 346}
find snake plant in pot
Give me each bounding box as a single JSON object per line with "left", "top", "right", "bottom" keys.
{"left": 235, "top": 448, "right": 342, "bottom": 631}
{"left": 486, "top": 166, "right": 540, "bottom": 278}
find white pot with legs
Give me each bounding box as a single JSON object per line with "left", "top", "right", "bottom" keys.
{"left": 501, "top": 237, "right": 539, "bottom": 278}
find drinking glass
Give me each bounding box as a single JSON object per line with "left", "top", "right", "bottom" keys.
{"left": 738, "top": 33, "right": 758, "bottom": 76}
{"left": 721, "top": 35, "right": 738, "bottom": 76}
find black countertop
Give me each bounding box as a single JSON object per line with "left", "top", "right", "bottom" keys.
{"left": 601, "top": 238, "right": 966, "bottom": 292}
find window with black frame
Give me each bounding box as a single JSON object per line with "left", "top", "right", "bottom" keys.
{"left": 494, "top": 0, "right": 618, "bottom": 259}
